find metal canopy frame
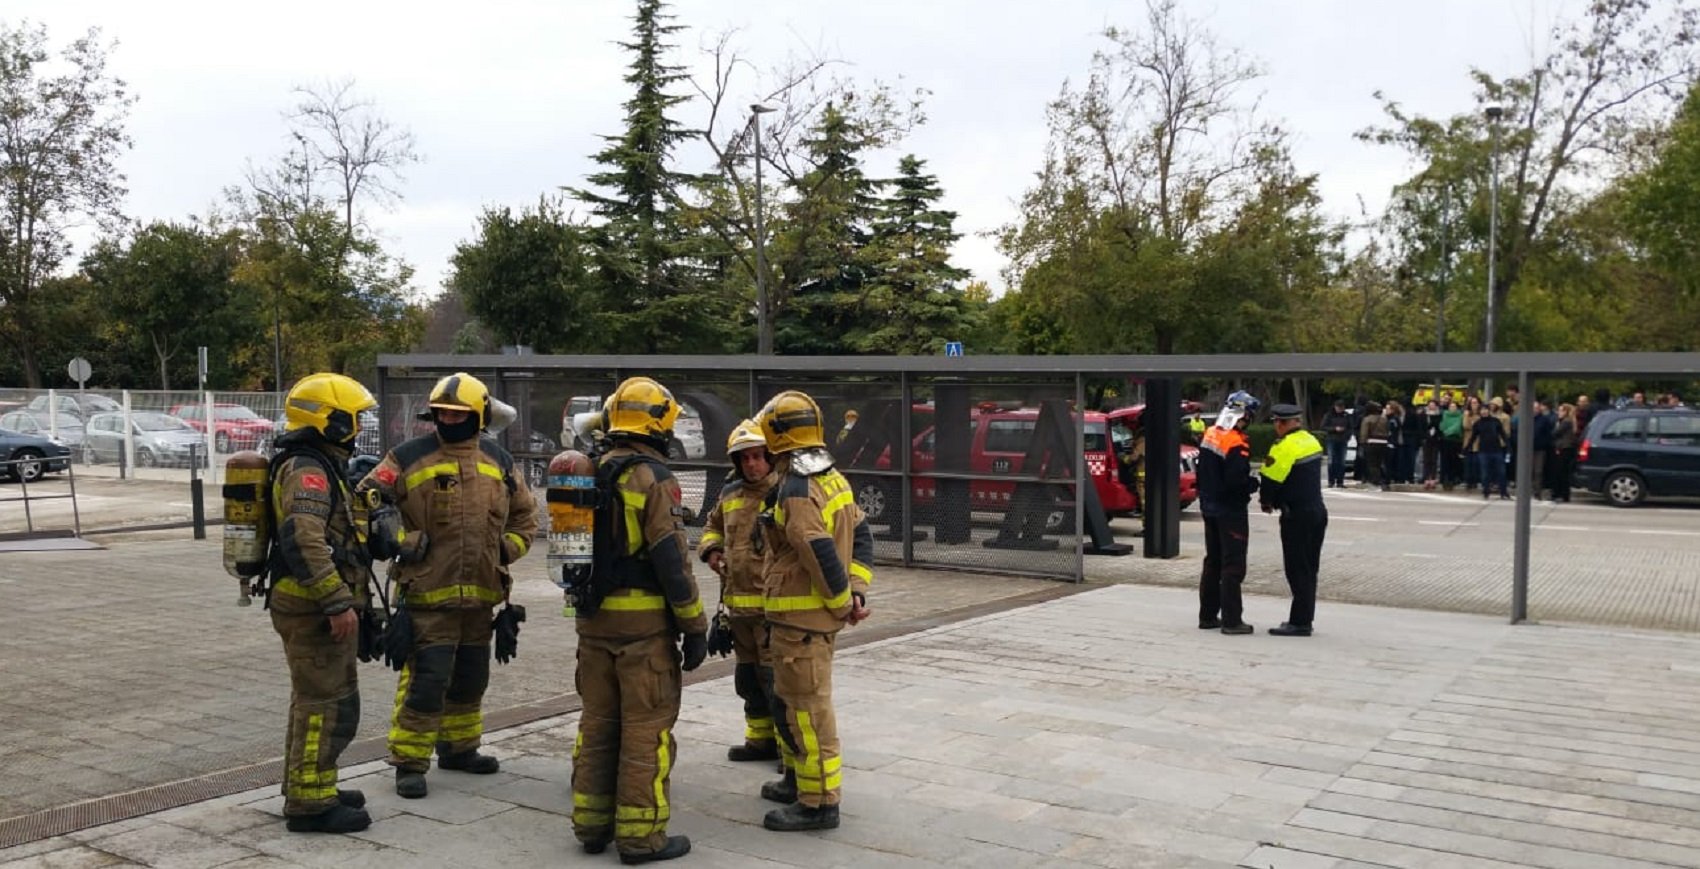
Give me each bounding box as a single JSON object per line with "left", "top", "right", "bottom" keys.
{"left": 380, "top": 351, "right": 1700, "bottom": 624}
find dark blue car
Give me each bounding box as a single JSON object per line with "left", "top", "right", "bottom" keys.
{"left": 0, "top": 425, "right": 73, "bottom": 483}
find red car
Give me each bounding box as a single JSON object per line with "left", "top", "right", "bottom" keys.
{"left": 1103, "top": 404, "right": 1200, "bottom": 513}
{"left": 170, "top": 402, "right": 276, "bottom": 452}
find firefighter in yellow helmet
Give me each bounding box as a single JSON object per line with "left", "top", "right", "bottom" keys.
{"left": 753, "top": 389, "right": 873, "bottom": 832}
{"left": 570, "top": 376, "right": 708, "bottom": 863}
{"left": 269, "top": 372, "right": 379, "bottom": 833}
{"left": 357, "top": 372, "right": 538, "bottom": 800}
{"left": 698, "top": 419, "right": 779, "bottom": 763}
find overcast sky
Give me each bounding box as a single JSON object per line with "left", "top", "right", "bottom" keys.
{"left": 10, "top": 0, "right": 1583, "bottom": 299}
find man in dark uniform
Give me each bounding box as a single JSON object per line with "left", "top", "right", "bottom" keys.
{"left": 1197, "top": 391, "right": 1260, "bottom": 635}
{"left": 1259, "top": 404, "right": 1329, "bottom": 637}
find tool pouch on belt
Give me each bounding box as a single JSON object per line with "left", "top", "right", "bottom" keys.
{"left": 382, "top": 604, "right": 414, "bottom": 671}
{"left": 356, "top": 607, "right": 385, "bottom": 664}
{"left": 493, "top": 603, "right": 526, "bottom": 664}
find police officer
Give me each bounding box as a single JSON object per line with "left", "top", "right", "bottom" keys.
{"left": 1197, "top": 391, "right": 1260, "bottom": 635}
{"left": 360, "top": 372, "right": 538, "bottom": 800}
{"left": 754, "top": 390, "right": 874, "bottom": 832}
{"left": 698, "top": 419, "right": 779, "bottom": 763}
{"left": 1259, "top": 404, "right": 1328, "bottom": 637}
{"left": 268, "top": 372, "right": 378, "bottom": 833}
{"left": 570, "top": 377, "right": 708, "bottom": 864}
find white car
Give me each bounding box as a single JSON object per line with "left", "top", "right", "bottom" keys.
{"left": 562, "top": 395, "right": 706, "bottom": 460}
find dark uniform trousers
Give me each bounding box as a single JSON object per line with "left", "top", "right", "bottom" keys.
{"left": 1279, "top": 507, "right": 1328, "bottom": 626}
{"left": 1199, "top": 511, "right": 1250, "bottom": 626}
{"left": 571, "top": 632, "right": 681, "bottom": 853}
{"left": 765, "top": 624, "right": 841, "bottom": 807}
{"left": 273, "top": 611, "right": 359, "bottom": 816}
{"left": 730, "top": 616, "right": 777, "bottom": 746}
{"left": 389, "top": 608, "right": 493, "bottom": 771}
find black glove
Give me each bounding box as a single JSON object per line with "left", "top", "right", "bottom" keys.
{"left": 382, "top": 605, "right": 414, "bottom": 672}
{"left": 493, "top": 604, "right": 526, "bottom": 665}
{"left": 356, "top": 607, "right": 386, "bottom": 664}
{"left": 706, "top": 610, "right": 734, "bottom": 659}
{"left": 367, "top": 506, "right": 403, "bottom": 562}
{"left": 681, "top": 632, "right": 708, "bottom": 672}
{"left": 396, "top": 529, "right": 430, "bottom": 564}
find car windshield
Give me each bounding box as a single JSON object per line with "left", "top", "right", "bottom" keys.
{"left": 83, "top": 396, "right": 121, "bottom": 412}
{"left": 215, "top": 406, "right": 262, "bottom": 421}
{"left": 1084, "top": 422, "right": 1108, "bottom": 452}
{"left": 136, "top": 413, "right": 192, "bottom": 432}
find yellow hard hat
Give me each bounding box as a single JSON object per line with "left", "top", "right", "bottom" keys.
{"left": 428, "top": 372, "right": 491, "bottom": 429}
{"left": 726, "top": 418, "right": 767, "bottom": 457}
{"left": 603, "top": 376, "right": 679, "bottom": 440}
{"left": 757, "top": 390, "right": 825, "bottom": 453}
{"left": 285, "top": 372, "right": 376, "bottom": 445}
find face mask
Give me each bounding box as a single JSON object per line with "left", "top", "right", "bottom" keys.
{"left": 436, "top": 414, "right": 480, "bottom": 443}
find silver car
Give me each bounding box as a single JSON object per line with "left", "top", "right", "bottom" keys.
{"left": 83, "top": 411, "right": 209, "bottom": 468}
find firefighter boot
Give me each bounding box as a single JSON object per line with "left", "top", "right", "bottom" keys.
{"left": 336, "top": 789, "right": 366, "bottom": 809}
{"left": 619, "top": 835, "right": 692, "bottom": 865}
{"left": 438, "top": 748, "right": 500, "bottom": 774}
{"left": 760, "top": 770, "right": 798, "bottom": 804}
{"left": 728, "top": 741, "right": 780, "bottom": 762}
{"left": 763, "top": 803, "right": 840, "bottom": 832}
{"left": 285, "top": 804, "right": 372, "bottom": 834}
{"left": 395, "top": 769, "right": 428, "bottom": 799}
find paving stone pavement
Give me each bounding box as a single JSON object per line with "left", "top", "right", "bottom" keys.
{"left": 7, "top": 584, "right": 1700, "bottom": 868}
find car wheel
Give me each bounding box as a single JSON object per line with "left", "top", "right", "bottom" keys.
{"left": 10, "top": 449, "right": 44, "bottom": 483}
{"left": 215, "top": 431, "right": 231, "bottom": 452}
{"left": 854, "top": 479, "right": 896, "bottom": 524}
{"left": 1604, "top": 470, "right": 1645, "bottom": 507}
{"left": 136, "top": 447, "right": 157, "bottom": 468}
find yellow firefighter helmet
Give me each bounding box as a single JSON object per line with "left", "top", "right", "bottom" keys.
{"left": 427, "top": 372, "right": 491, "bottom": 429}
{"left": 726, "top": 418, "right": 767, "bottom": 457}
{"left": 602, "top": 376, "right": 679, "bottom": 440}
{"left": 284, "top": 372, "right": 376, "bottom": 445}
{"left": 757, "top": 390, "right": 825, "bottom": 453}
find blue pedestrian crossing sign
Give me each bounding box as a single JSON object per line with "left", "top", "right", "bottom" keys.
{"left": 944, "top": 341, "right": 964, "bottom": 357}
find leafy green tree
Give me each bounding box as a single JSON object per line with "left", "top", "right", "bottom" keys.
{"left": 449, "top": 198, "right": 593, "bottom": 352}
{"left": 0, "top": 21, "right": 132, "bottom": 387}
{"left": 1625, "top": 83, "right": 1700, "bottom": 299}
{"left": 858, "top": 155, "right": 974, "bottom": 354}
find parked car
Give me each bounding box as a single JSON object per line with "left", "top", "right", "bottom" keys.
{"left": 82, "top": 411, "right": 209, "bottom": 468}
{"left": 559, "top": 394, "right": 706, "bottom": 460}
{"left": 171, "top": 402, "right": 276, "bottom": 452}
{"left": 1573, "top": 406, "right": 1700, "bottom": 507}
{"left": 269, "top": 408, "right": 381, "bottom": 457}
{"left": 0, "top": 409, "right": 85, "bottom": 447}
{"left": 1102, "top": 404, "right": 1202, "bottom": 512}
{"left": 26, "top": 392, "right": 121, "bottom": 424}
{"left": 0, "top": 425, "right": 73, "bottom": 483}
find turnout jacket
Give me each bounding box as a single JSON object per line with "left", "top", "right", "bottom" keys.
{"left": 1197, "top": 426, "right": 1258, "bottom": 517}
{"left": 360, "top": 433, "right": 538, "bottom": 610}
{"left": 268, "top": 433, "right": 370, "bottom": 617}
{"left": 758, "top": 455, "right": 874, "bottom": 634}
{"left": 698, "top": 469, "right": 776, "bottom": 617}
{"left": 577, "top": 442, "right": 708, "bottom": 641}
{"left": 1259, "top": 429, "right": 1326, "bottom": 513}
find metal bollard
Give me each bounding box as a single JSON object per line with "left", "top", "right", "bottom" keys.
{"left": 190, "top": 444, "right": 206, "bottom": 540}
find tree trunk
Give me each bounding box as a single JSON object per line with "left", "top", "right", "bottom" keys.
{"left": 21, "top": 341, "right": 40, "bottom": 390}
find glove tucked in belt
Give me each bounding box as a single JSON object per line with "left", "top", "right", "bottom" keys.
{"left": 356, "top": 607, "right": 385, "bottom": 664}
{"left": 382, "top": 605, "right": 414, "bottom": 672}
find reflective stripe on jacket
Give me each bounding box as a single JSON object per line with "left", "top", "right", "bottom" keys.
{"left": 759, "top": 460, "right": 873, "bottom": 633}
{"left": 1197, "top": 426, "right": 1257, "bottom": 517}
{"left": 578, "top": 442, "right": 708, "bottom": 640}
{"left": 1260, "top": 429, "right": 1326, "bottom": 513}
{"left": 269, "top": 447, "right": 366, "bottom": 616}
{"left": 699, "top": 471, "right": 774, "bottom": 616}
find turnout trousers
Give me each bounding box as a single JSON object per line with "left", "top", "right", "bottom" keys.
{"left": 388, "top": 607, "right": 493, "bottom": 772}
{"left": 571, "top": 632, "right": 682, "bottom": 857}
{"left": 1279, "top": 508, "right": 1328, "bottom": 627}
{"left": 1199, "top": 511, "right": 1250, "bottom": 627}
{"left": 765, "top": 623, "right": 842, "bottom": 807}
{"left": 730, "top": 615, "right": 777, "bottom": 748}
{"left": 272, "top": 611, "right": 359, "bottom": 816}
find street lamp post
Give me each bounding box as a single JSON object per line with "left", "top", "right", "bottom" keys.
{"left": 750, "top": 104, "right": 776, "bottom": 355}
{"left": 1483, "top": 104, "right": 1504, "bottom": 397}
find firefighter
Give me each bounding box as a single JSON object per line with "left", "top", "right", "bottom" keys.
{"left": 1197, "top": 391, "right": 1260, "bottom": 635}
{"left": 1259, "top": 404, "right": 1328, "bottom": 637}
{"left": 359, "top": 372, "right": 538, "bottom": 800}
{"left": 754, "top": 390, "right": 874, "bottom": 832}
{"left": 698, "top": 419, "right": 779, "bottom": 762}
{"left": 269, "top": 372, "right": 378, "bottom": 833}
{"left": 570, "top": 377, "right": 708, "bottom": 864}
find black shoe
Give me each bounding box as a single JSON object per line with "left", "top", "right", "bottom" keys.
{"left": 1268, "top": 623, "right": 1312, "bottom": 637}
{"left": 764, "top": 803, "right": 840, "bottom": 832}
{"left": 285, "top": 804, "right": 371, "bottom": 834}
{"left": 776, "top": 759, "right": 788, "bottom": 775}
{"left": 1198, "top": 618, "right": 1222, "bottom": 630}
{"left": 438, "top": 749, "right": 500, "bottom": 774}
{"left": 728, "top": 741, "right": 780, "bottom": 762}
{"left": 336, "top": 789, "right": 365, "bottom": 809}
{"left": 582, "top": 838, "right": 611, "bottom": 855}
{"left": 395, "top": 769, "right": 427, "bottom": 799}
{"left": 760, "top": 773, "right": 798, "bottom": 804}
{"left": 1220, "top": 623, "right": 1254, "bottom": 635}
{"left": 620, "top": 835, "right": 691, "bottom": 864}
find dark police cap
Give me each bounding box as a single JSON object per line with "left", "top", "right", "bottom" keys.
{"left": 1269, "top": 403, "right": 1303, "bottom": 421}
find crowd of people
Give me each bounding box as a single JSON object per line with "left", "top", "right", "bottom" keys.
{"left": 1318, "top": 388, "right": 1684, "bottom": 502}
